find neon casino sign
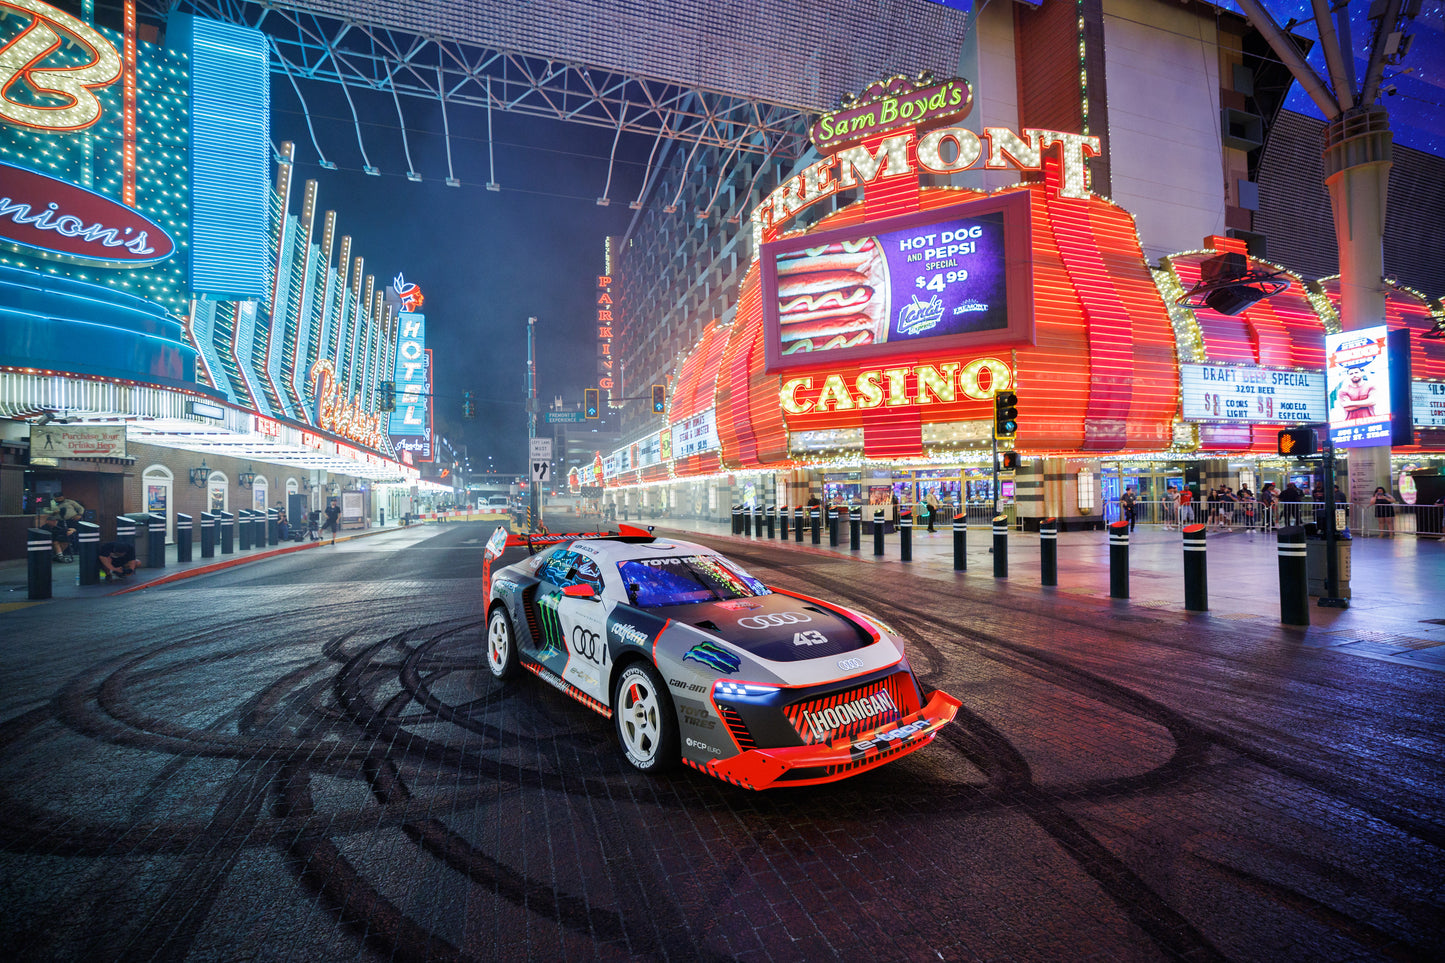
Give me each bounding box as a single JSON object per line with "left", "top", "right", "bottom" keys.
{"left": 754, "top": 77, "right": 1100, "bottom": 246}
{"left": 0, "top": 0, "right": 122, "bottom": 132}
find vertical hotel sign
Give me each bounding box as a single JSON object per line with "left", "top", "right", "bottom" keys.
{"left": 597, "top": 266, "right": 614, "bottom": 401}
{"left": 388, "top": 276, "right": 431, "bottom": 462}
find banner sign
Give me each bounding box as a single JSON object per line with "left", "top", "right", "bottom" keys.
{"left": 1413, "top": 381, "right": 1445, "bottom": 428}
{"left": 1180, "top": 363, "right": 1326, "bottom": 424}
{"left": 672, "top": 407, "right": 720, "bottom": 459}
{"left": 1326, "top": 326, "right": 1391, "bottom": 447}
{"left": 29, "top": 423, "right": 127, "bottom": 458}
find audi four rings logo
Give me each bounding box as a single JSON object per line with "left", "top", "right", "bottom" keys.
{"left": 571, "top": 626, "right": 605, "bottom": 662}
{"left": 737, "top": 612, "right": 812, "bottom": 629}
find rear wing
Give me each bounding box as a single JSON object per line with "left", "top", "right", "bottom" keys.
{"left": 482, "top": 523, "right": 655, "bottom": 603}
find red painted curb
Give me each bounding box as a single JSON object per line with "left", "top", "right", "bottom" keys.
{"left": 109, "top": 529, "right": 388, "bottom": 595}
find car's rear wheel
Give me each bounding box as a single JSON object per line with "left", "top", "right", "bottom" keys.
{"left": 613, "top": 663, "right": 678, "bottom": 772}
{"left": 486, "top": 606, "right": 519, "bottom": 679}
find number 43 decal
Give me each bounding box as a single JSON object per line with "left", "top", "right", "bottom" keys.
{"left": 792, "top": 630, "right": 829, "bottom": 646}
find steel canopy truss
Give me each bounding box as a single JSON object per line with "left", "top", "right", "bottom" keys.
{"left": 156, "top": 0, "right": 814, "bottom": 163}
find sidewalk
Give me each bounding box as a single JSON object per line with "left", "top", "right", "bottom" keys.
{"left": 0, "top": 522, "right": 411, "bottom": 605}
{"left": 649, "top": 515, "right": 1445, "bottom": 669}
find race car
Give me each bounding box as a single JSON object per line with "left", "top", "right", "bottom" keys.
{"left": 482, "top": 525, "right": 960, "bottom": 790}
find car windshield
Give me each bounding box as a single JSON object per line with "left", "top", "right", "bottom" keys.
{"left": 616, "top": 555, "right": 770, "bottom": 608}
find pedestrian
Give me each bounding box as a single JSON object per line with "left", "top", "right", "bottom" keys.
{"left": 1178, "top": 485, "right": 1194, "bottom": 525}
{"left": 322, "top": 499, "right": 341, "bottom": 541}
{"left": 1371, "top": 486, "right": 1397, "bottom": 536}
{"left": 1166, "top": 486, "right": 1180, "bottom": 530}
{"left": 1280, "top": 482, "right": 1303, "bottom": 527}
{"left": 97, "top": 540, "right": 140, "bottom": 579}
{"left": 1237, "top": 486, "right": 1256, "bottom": 532}
{"left": 1258, "top": 483, "right": 1277, "bottom": 531}
{"left": 39, "top": 515, "right": 75, "bottom": 562}
{"left": 925, "top": 488, "right": 941, "bottom": 533}
{"left": 1214, "top": 487, "right": 1235, "bottom": 530}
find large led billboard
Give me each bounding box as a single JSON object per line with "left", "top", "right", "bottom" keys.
{"left": 1325, "top": 325, "right": 1391, "bottom": 447}
{"left": 759, "top": 192, "right": 1033, "bottom": 371}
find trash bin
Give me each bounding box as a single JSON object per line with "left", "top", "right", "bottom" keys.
{"left": 1306, "top": 533, "right": 1351, "bottom": 598}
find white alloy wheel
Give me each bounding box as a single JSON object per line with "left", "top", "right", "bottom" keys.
{"left": 613, "top": 663, "right": 677, "bottom": 772}
{"left": 487, "top": 607, "right": 518, "bottom": 679}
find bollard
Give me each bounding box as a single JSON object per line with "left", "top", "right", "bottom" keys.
{"left": 810, "top": 507, "right": 821, "bottom": 545}
{"left": 874, "top": 509, "right": 885, "bottom": 556}
{"left": 76, "top": 520, "right": 99, "bottom": 585}
{"left": 849, "top": 508, "right": 861, "bottom": 551}
{"left": 176, "top": 513, "right": 193, "bottom": 563}
{"left": 795, "top": 507, "right": 805, "bottom": 543}
{"left": 1108, "top": 520, "right": 1129, "bottom": 599}
{"left": 953, "top": 513, "right": 967, "bottom": 571}
{"left": 745, "top": 506, "right": 754, "bottom": 538}
{"left": 27, "top": 527, "right": 52, "bottom": 600}
{"left": 780, "top": 507, "right": 789, "bottom": 540}
{"left": 899, "top": 510, "right": 913, "bottom": 562}
{"left": 220, "top": 511, "right": 235, "bottom": 554}
{"left": 993, "top": 514, "right": 1008, "bottom": 578}
{"left": 268, "top": 508, "right": 279, "bottom": 546}
{"left": 766, "top": 506, "right": 775, "bottom": 539}
{"left": 1183, "top": 523, "right": 1208, "bottom": 611}
{"left": 115, "top": 514, "right": 137, "bottom": 555}
{"left": 1277, "top": 525, "right": 1309, "bottom": 626}
{"left": 827, "top": 508, "right": 838, "bottom": 547}
{"left": 145, "top": 513, "right": 166, "bottom": 569}
{"left": 238, "top": 510, "right": 253, "bottom": 550}
{"left": 1040, "top": 517, "right": 1057, "bottom": 586}
{"left": 731, "top": 505, "right": 741, "bottom": 535}
{"left": 253, "top": 510, "right": 267, "bottom": 548}
{"left": 201, "top": 512, "right": 217, "bottom": 558}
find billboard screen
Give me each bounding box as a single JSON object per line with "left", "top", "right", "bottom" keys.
{"left": 760, "top": 191, "right": 1032, "bottom": 371}
{"left": 1325, "top": 325, "right": 1391, "bottom": 447}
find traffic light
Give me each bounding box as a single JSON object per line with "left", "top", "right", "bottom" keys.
{"left": 652, "top": 384, "right": 666, "bottom": 413}
{"left": 585, "top": 388, "right": 600, "bottom": 419}
{"left": 462, "top": 390, "right": 476, "bottom": 420}
{"left": 1000, "top": 451, "right": 1020, "bottom": 472}
{"left": 378, "top": 381, "right": 395, "bottom": 412}
{"left": 1277, "top": 427, "right": 1317, "bottom": 457}
{"left": 994, "top": 390, "right": 1019, "bottom": 439}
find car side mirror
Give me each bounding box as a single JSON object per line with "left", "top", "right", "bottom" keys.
{"left": 562, "top": 583, "right": 598, "bottom": 599}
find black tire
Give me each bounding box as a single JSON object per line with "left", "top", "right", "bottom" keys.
{"left": 486, "top": 605, "right": 519, "bottom": 680}
{"left": 612, "top": 662, "right": 679, "bottom": 772}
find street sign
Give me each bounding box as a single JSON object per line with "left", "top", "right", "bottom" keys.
{"left": 544, "top": 411, "right": 585, "bottom": 424}
{"left": 528, "top": 437, "right": 553, "bottom": 461}
{"left": 531, "top": 460, "right": 550, "bottom": 482}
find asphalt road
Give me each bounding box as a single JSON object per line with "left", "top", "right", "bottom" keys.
{"left": 0, "top": 522, "right": 1440, "bottom": 962}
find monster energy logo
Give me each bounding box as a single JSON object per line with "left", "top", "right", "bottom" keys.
{"left": 535, "top": 591, "right": 566, "bottom": 657}
{"left": 683, "top": 641, "right": 740, "bottom": 674}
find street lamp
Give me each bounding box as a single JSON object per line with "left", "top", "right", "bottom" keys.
{"left": 189, "top": 460, "right": 210, "bottom": 488}
{"left": 238, "top": 466, "right": 256, "bottom": 488}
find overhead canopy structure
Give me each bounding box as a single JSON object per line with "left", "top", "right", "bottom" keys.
{"left": 156, "top": 0, "right": 973, "bottom": 163}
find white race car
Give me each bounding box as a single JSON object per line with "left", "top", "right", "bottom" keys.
{"left": 483, "top": 526, "right": 959, "bottom": 790}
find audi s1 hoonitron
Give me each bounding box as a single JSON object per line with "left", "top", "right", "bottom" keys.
{"left": 482, "top": 525, "right": 960, "bottom": 790}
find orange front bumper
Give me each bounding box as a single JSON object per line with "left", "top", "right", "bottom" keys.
{"left": 696, "top": 690, "right": 962, "bottom": 790}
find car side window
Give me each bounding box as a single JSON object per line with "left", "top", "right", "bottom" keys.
{"left": 572, "top": 556, "right": 604, "bottom": 590}
{"left": 538, "top": 549, "right": 575, "bottom": 586}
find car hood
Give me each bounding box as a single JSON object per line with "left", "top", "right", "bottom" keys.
{"left": 653, "top": 593, "right": 874, "bottom": 662}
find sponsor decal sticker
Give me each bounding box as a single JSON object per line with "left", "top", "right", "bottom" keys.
{"left": 802, "top": 689, "right": 897, "bottom": 741}
{"left": 608, "top": 621, "right": 652, "bottom": 648}
{"left": 852, "top": 719, "right": 929, "bottom": 752}
{"left": 571, "top": 626, "right": 607, "bottom": 665}
{"left": 683, "top": 640, "right": 741, "bottom": 674}
{"left": 685, "top": 737, "right": 721, "bottom": 755}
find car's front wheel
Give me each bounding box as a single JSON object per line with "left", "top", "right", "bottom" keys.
{"left": 486, "top": 606, "right": 519, "bottom": 680}
{"left": 612, "top": 663, "right": 678, "bottom": 772}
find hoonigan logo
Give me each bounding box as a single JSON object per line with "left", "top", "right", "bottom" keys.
{"left": 683, "top": 641, "right": 740, "bottom": 674}
{"left": 802, "top": 689, "right": 896, "bottom": 740}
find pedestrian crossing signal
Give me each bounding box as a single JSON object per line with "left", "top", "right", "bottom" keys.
{"left": 585, "top": 388, "right": 600, "bottom": 419}
{"left": 652, "top": 384, "right": 665, "bottom": 413}
{"left": 1277, "top": 427, "right": 1317, "bottom": 456}
{"left": 1000, "top": 451, "right": 1019, "bottom": 472}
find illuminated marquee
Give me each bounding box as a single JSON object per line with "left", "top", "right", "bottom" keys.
{"left": 0, "top": 160, "right": 174, "bottom": 265}
{"left": 597, "top": 269, "right": 614, "bottom": 394}
{"left": 780, "top": 357, "right": 1012, "bottom": 414}
{"left": 810, "top": 74, "right": 973, "bottom": 153}
{"left": 0, "top": 0, "right": 122, "bottom": 131}
{"left": 753, "top": 125, "right": 1100, "bottom": 248}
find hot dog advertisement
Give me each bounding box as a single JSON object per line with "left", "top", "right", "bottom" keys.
{"left": 768, "top": 211, "right": 1010, "bottom": 358}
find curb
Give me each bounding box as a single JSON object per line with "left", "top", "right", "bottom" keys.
{"left": 109, "top": 527, "right": 395, "bottom": 595}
